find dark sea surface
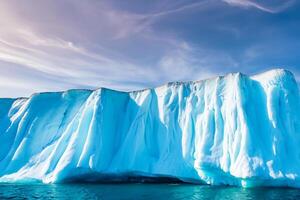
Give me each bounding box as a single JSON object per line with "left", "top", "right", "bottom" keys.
{"left": 0, "top": 183, "right": 300, "bottom": 200}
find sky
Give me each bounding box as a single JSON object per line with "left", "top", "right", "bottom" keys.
{"left": 0, "top": 0, "right": 299, "bottom": 97}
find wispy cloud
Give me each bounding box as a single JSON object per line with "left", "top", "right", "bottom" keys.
{"left": 106, "top": 0, "right": 215, "bottom": 39}
{"left": 143, "top": 0, "right": 212, "bottom": 18}
{"left": 0, "top": 0, "right": 223, "bottom": 97}
{"left": 156, "top": 41, "right": 237, "bottom": 82}
{"left": 222, "top": 0, "right": 295, "bottom": 13}
{"left": 0, "top": 32, "right": 159, "bottom": 87}
{"left": 0, "top": 0, "right": 299, "bottom": 97}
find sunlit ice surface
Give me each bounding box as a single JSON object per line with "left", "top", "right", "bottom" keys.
{"left": 0, "top": 69, "right": 300, "bottom": 188}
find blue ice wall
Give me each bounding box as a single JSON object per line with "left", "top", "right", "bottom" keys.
{"left": 0, "top": 69, "right": 300, "bottom": 187}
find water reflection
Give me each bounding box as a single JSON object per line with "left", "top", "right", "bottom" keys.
{"left": 1, "top": 183, "right": 300, "bottom": 200}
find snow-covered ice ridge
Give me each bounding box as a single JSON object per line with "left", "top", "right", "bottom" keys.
{"left": 0, "top": 69, "right": 300, "bottom": 187}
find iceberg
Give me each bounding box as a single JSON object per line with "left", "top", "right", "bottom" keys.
{"left": 0, "top": 69, "right": 300, "bottom": 187}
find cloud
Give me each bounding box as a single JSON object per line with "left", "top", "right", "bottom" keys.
{"left": 0, "top": 32, "right": 159, "bottom": 89}
{"left": 143, "top": 0, "right": 212, "bottom": 18}
{"left": 0, "top": 1, "right": 163, "bottom": 93}
{"left": 158, "top": 42, "right": 215, "bottom": 82}
{"left": 105, "top": 0, "right": 215, "bottom": 39}
{"left": 157, "top": 41, "right": 241, "bottom": 83}
{"left": 222, "top": 0, "right": 295, "bottom": 13}
{"left": 0, "top": 0, "right": 223, "bottom": 97}
{"left": 0, "top": 0, "right": 298, "bottom": 98}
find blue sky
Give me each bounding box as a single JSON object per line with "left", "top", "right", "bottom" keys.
{"left": 0, "top": 0, "right": 299, "bottom": 97}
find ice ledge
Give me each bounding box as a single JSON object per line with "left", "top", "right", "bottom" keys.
{"left": 251, "top": 68, "right": 296, "bottom": 84}
{"left": 1, "top": 68, "right": 297, "bottom": 100}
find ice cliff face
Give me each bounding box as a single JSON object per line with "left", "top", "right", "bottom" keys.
{"left": 0, "top": 69, "right": 300, "bottom": 187}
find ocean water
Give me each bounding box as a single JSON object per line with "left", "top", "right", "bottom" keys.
{"left": 1, "top": 183, "right": 300, "bottom": 200}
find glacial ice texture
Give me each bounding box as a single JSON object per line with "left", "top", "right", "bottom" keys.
{"left": 0, "top": 69, "right": 300, "bottom": 187}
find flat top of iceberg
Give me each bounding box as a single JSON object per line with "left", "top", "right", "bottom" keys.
{"left": 2, "top": 68, "right": 296, "bottom": 100}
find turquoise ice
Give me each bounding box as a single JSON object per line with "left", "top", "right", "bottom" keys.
{"left": 0, "top": 69, "right": 300, "bottom": 187}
